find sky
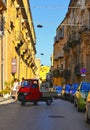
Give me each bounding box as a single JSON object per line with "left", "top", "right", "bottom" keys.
{"left": 30, "top": 0, "right": 70, "bottom": 66}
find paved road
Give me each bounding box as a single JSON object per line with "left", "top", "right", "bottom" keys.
{"left": 0, "top": 99, "right": 90, "bottom": 130}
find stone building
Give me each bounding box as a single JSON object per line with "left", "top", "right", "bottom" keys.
{"left": 0, "top": 0, "right": 37, "bottom": 90}
{"left": 53, "top": 0, "right": 90, "bottom": 86}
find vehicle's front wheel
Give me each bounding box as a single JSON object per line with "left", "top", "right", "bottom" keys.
{"left": 21, "top": 101, "right": 25, "bottom": 106}
{"left": 33, "top": 101, "right": 38, "bottom": 105}
{"left": 76, "top": 103, "right": 81, "bottom": 112}
{"left": 74, "top": 98, "right": 77, "bottom": 107}
{"left": 85, "top": 112, "right": 90, "bottom": 123}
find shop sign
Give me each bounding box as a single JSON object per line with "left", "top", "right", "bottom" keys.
{"left": 11, "top": 58, "right": 17, "bottom": 74}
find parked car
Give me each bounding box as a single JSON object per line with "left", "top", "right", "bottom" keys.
{"left": 69, "top": 83, "right": 79, "bottom": 103}
{"left": 53, "top": 86, "right": 62, "bottom": 99}
{"left": 61, "top": 84, "right": 72, "bottom": 100}
{"left": 74, "top": 82, "right": 90, "bottom": 112}
{"left": 85, "top": 91, "right": 90, "bottom": 123}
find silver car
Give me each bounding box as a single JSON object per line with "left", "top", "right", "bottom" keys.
{"left": 85, "top": 91, "right": 90, "bottom": 123}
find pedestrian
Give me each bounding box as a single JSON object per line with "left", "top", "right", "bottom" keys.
{"left": 20, "top": 77, "right": 27, "bottom": 87}
{"left": 12, "top": 78, "right": 19, "bottom": 101}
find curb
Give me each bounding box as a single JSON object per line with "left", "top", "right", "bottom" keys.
{"left": 0, "top": 97, "right": 15, "bottom": 105}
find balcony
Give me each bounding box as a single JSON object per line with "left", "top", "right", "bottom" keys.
{"left": 67, "top": 31, "right": 80, "bottom": 48}
{"left": 54, "top": 55, "right": 58, "bottom": 61}
{"left": 63, "top": 69, "right": 71, "bottom": 79}
{"left": 54, "top": 36, "right": 58, "bottom": 43}
{"left": 53, "top": 68, "right": 63, "bottom": 77}
{"left": 57, "top": 51, "right": 64, "bottom": 59}
{"left": 57, "top": 26, "right": 64, "bottom": 40}
{"left": 79, "top": 25, "right": 90, "bottom": 33}
{"left": 63, "top": 45, "right": 70, "bottom": 53}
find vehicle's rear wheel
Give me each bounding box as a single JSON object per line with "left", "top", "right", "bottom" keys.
{"left": 46, "top": 99, "right": 52, "bottom": 106}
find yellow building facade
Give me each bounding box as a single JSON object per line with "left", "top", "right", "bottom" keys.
{"left": 0, "top": 0, "right": 37, "bottom": 90}
{"left": 0, "top": 0, "right": 6, "bottom": 90}
{"left": 40, "top": 66, "right": 50, "bottom": 82}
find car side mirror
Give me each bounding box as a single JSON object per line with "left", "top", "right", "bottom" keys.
{"left": 77, "top": 89, "right": 79, "bottom": 91}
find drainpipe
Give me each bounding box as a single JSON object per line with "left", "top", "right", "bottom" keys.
{"left": 88, "top": 9, "right": 90, "bottom": 30}
{"left": 0, "top": 14, "right": 4, "bottom": 91}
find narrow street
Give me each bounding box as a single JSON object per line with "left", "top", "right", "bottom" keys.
{"left": 0, "top": 99, "right": 90, "bottom": 130}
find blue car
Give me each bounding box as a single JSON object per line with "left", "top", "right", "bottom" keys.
{"left": 69, "top": 83, "right": 79, "bottom": 103}
{"left": 53, "top": 86, "right": 62, "bottom": 99}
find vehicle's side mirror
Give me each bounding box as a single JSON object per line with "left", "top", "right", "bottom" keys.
{"left": 77, "top": 89, "right": 79, "bottom": 91}
{"left": 62, "top": 87, "right": 65, "bottom": 90}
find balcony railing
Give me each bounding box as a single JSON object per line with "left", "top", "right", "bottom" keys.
{"left": 54, "top": 55, "right": 58, "bottom": 61}
{"left": 54, "top": 36, "right": 58, "bottom": 43}
{"left": 63, "top": 69, "right": 71, "bottom": 79}
{"left": 79, "top": 25, "right": 89, "bottom": 34}
{"left": 53, "top": 68, "right": 63, "bottom": 77}
{"left": 63, "top": 45, "right": 70, "bottom": 53}
{"left": 57, "top": 51, "right": 64, "bottom": 58}
{"left": 67, "top": 31, "right": 80, "bottom": 48}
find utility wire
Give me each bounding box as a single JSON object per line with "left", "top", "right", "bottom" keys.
{"left": 31, "top": 6, "right": 90, "bottom": 9}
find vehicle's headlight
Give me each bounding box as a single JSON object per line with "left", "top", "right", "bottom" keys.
{"left": 24, "top": 93, "right": 28, "bottom": 96}
{"left": 70, "top": 90, "right": 72, "bottom": 94}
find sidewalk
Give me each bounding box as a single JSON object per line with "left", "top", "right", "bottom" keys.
{"left": 0, "top": 96, "right": 15, "bottom": 105}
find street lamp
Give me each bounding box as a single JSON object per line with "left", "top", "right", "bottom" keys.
{"left": 37, "top": 24, "right": 43, "bottom": 28}
{"left": 40, "top": 53, "right": 44, "bottom": 55}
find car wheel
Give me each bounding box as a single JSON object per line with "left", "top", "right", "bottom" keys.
{"left": 46, "top": 99, "right": 52, "bottom": 105}
{"left": 76, "top": 103, "right": 81, "bottom": 112}
{"left": 33, "top": 101, "right": 38, "bottom": 105}
{"left": 85, "top": 112, "right": 90, "bottom": 123}
{"left": 21, "top": 101, "right": 25, "bottom": 106}
{"left": 74, "top": 98, "right": 77, "bottom": 107}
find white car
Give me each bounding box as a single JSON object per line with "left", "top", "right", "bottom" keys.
{"left": 85, "top": 91, "right": 90, "bottom": 123}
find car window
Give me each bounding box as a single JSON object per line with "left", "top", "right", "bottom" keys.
{"left": 80, "top": 82, "right": 90, "bottom": 92}
{"left": 72, "top": 83, "right": 78, "bottom": 90}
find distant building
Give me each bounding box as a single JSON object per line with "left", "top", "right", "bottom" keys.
{"left": 40, "top": 65, "right": 50, "bottom": 82}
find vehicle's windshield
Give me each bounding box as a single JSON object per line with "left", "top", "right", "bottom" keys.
{"left": 72, "top": 83, "right": 78, "bottom": 90}
{"left": 80, "top": 82, "right": 90, "bottom": 92}
{"left": 65, "top": 84, "right": 71, "bottom": 91}
{"left": 55, "top": 87, "right": 62, "bottom": 92}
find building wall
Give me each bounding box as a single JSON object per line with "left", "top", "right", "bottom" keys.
{"left": 0, "top": 0, "right": 37, "bottom": 90}
{"left": 40, "top": 66, "right": 50, "bottom": 82}
{"left": 53, "top": 0, "right": 90, "bottom": 85}
{"left": 0, "top": 0, "right": 6, "bottom": 90}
